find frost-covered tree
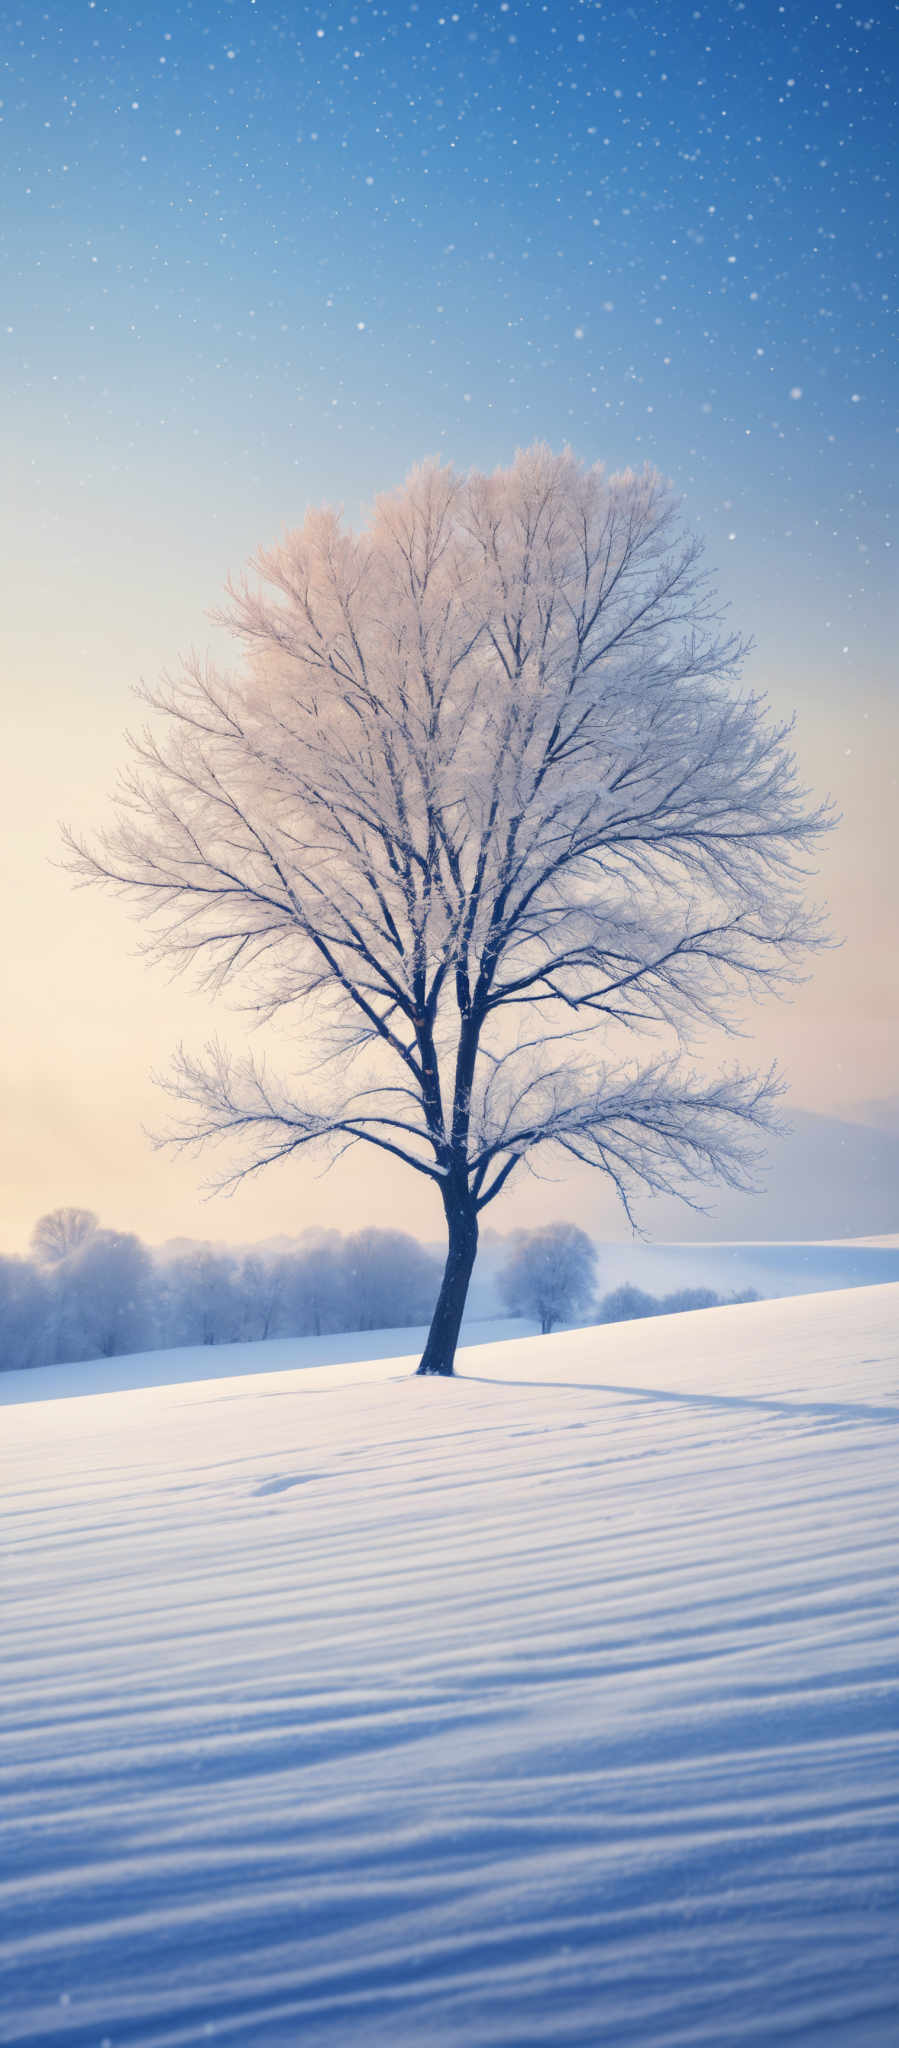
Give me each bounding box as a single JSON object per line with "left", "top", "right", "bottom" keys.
{"left": 499, "top": 1222, "right": 598, "bottom": 1334}
{"left": 276, "top": 1239, "right": 347, "bottom": 1339}
{"left": 0, "top": 1256, "right": 52, "bottom": 1371}
{"left": 160, "top": 1248, "right": 245, "bottom": 1348}
{"left": 66, "top": 447, "right": 830, "bottom": 1375}
{"left": 661, "top": 1286, "right": 721, "bottom": 1315}
{"left": 595, "top": 1285, "right": 661, "bottom": 1326}
{"left": 238, "top": 1252, "right": 285, "bottom": 1342}
{"left": 342, "top": 1228, "right": 442, "bottom": 1331}
{"left": 53, "top": 1229, "right": 152, "bottom": 1361}
{"left": 30, "top": 1207, "right": 98, "bottom": 1265}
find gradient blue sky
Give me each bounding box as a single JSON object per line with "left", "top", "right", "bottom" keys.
{"left": 2, "top": 0, "right": 896, "bottom": 1250}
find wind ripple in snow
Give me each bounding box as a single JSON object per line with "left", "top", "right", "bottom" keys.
{"left": 1, "top": 1286, "right": 898, "bottom": 2046}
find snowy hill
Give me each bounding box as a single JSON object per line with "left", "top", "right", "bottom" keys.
{"left": 2, "top": 1288, "right": 898, "bottom": 2046}
{"left": 473, "top": 1231, "right": 899, "bottom": 1316}
{"left": 0, "top": 1315, "right": 534, "bottom": 1405}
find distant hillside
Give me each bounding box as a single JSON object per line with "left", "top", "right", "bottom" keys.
{"left": 499, "top": 1108, "right": 899, "bottom": 1244}
{"left": 471, "top": 1232, "right": 899, "bottom": 1314}
{"left": 638, "top": 1109, "right": 899, "bottom": 1242}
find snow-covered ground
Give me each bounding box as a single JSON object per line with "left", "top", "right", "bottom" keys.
{"left": 2, "top": 1286, "right": 898, "bottom": 2046}
{"left": 0, "top": 1316, "right": 536, "bottom": 1406}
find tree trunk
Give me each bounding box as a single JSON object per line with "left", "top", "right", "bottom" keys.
{"left": 417, "top": 1189, "right": 478, "bottom": 1377}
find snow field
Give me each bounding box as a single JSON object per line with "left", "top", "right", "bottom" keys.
{"left": 0, "top": 1317, "right": 536, "bottom": 1406}
{"left": 2, "top": 1285, "right": 898, "bottom": 2045}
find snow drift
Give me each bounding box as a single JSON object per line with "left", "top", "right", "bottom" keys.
{"left": 2, "top": 1286, "right": 897, "bottom": 2045}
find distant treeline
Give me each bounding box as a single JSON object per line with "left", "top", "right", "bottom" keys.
{"left": 0, "top": 1209, "right": 764, "bottom": 1373}
{"left": 0, "top": 1208, "right": 443, "bottom": 1372}
{"left": 497, "top": 1224, "right": 760, "bottom": 1334}
{"left": 595, "top": 1283, "right": 759, "bottom": 1324}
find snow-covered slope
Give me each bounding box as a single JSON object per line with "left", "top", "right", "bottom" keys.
{"left": 0, "top": 1315, "right": 534, "bottom": 1405}
{"left": 2, "top": 1287, "right": 898, "bottom": 2047}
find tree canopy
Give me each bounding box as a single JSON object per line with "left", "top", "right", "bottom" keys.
{"left": 499, "top": 1223, "right": 598, "bottom": 1334}
{"left": 67, "top": 446, "right": 830, "bottom": 1372}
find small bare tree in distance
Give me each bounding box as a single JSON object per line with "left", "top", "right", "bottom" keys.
{"left": 65, "top": 447, "right": 831, "bottom": 1375}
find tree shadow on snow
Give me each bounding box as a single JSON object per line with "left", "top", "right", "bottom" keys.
{"left": 456, "top": 1375, "right": 899, "bottom": 1427}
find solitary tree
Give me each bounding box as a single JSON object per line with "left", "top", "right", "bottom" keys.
{"left": 499, "top": 1222, "right": 598, "bottom": 1334}
{"left": 66, "top": 447, "right": 830, "bottom": 1375}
